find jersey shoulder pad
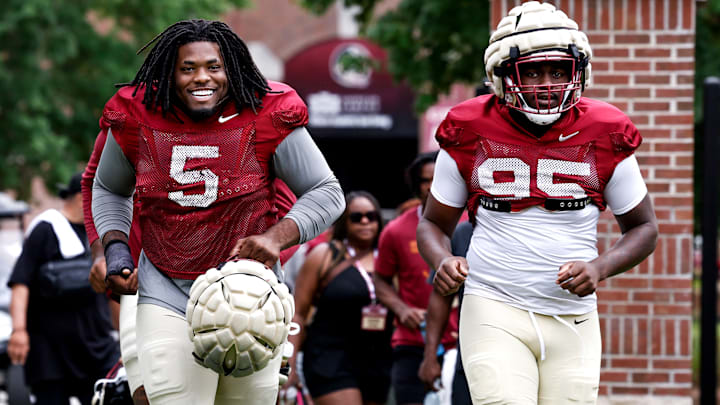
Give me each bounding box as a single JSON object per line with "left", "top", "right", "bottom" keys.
{"left": 435, "top": 95, "right": 495, "bottom": 148}
{"left": 577, "top": 98, "right": 642, "bottom": 158}
{"left": 99, "top": 86, "right": 145, "bottom": 164}
{"left": 263, "top": 81, "right": 309, "bottom": 136}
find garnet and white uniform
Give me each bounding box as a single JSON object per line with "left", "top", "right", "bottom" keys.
{"left": 430, "top": 95, "right": 648, "bottom": 404}
{"left": 99, "top": 81, "right": 308, "bottom": 279}
{"left": 91, "top": 81, "right": 344, "bottom": 405}
{"left": 432, "top": 95, "right": 646, "bottom": 316}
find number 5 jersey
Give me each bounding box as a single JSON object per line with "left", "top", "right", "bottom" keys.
{"left": 99, "top": 81, "right": 308, "bottom": 280}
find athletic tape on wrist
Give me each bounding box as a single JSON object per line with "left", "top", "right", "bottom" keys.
{"left": 104, "top": 240, "right": 134, "bottom": 280}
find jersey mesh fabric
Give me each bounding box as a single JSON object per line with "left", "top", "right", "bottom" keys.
{"left": 100, "top": 81, "right": 308, "bottom": 279}
{"left": 136, "top": 122, "right": 275, "bottom": 278}
{"left": 436, "top": 95, "right": 641, "bottom": 221}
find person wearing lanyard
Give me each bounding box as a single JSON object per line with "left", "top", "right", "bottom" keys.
{"left": 283, "top": 191, "right": 393, "bottom": 405}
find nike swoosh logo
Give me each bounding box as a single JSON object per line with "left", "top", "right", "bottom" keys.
{"left": 218, "top": 113, "right": 239, "bottom": 124}
{"left": 558, "top": 131, "right": 580, "bottom": 142}
{"left": 574, "top": 318, "right": 588, "bottom": 325}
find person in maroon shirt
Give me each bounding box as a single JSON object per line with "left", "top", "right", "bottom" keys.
{"left": 373, "top": 152, "right": 459, "bottom": 405}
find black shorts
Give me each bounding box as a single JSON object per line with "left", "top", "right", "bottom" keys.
{"left": 303, "top": 345, "right": 391, "bottom": 403}
{"left": 391, "top": 345, "right": 427, "bottom": 404}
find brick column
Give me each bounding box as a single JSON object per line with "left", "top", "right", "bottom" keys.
{"left": 490, "top": 1, "right": 695, "bottom": 402}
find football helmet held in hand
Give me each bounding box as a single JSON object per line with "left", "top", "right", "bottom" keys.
{"left": 186, "top": 259, "right": 294, "bottom": 377}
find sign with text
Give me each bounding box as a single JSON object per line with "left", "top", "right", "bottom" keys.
{"left": 285, "top": 38, "right": 417, "bottom": 138}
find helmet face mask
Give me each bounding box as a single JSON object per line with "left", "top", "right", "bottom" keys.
{"left": 503, "top": 53, "right": 582, "bottom": 121}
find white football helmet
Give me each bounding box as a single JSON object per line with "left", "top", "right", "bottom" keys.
{"left": 484, "top": 1, "right": 592, "bottom": 125}
{"left": 186, "top": 259, "right": 295, "bottom": 377}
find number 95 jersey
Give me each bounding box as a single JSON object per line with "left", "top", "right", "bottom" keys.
{"left": 99, "top": 81, "right": 308, "bottom": 280}
{"left": 436, "top": 95, "right": 641, "bottom": 220}
{"left": 434, "top": 95, "right": 643, "bottom": 315}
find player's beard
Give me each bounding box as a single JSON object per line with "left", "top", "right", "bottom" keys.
{"left": 172, "top": 93, "right": 230, "bottom": 122}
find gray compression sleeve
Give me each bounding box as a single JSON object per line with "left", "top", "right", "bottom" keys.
{"left": 273, "top": 127, "right": 345, "bottom": 243}
{"left": 92, "top": 129, "right": 135, "bottom": 241}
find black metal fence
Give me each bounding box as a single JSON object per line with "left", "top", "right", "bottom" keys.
{"left": 701, "top": 77, "right": 720, "bottom": 405}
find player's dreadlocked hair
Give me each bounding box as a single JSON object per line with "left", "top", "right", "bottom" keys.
{"left": 124, "top": 19, "right": 271, "bottom": 114}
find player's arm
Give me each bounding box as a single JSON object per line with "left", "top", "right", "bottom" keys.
{"left": 417, "top": 150, "right": 468, "bottom": 296}
{"left": 557, "top": 155, "right": 658, "bottom": 296}
{"left": 92, "top": 129, "right": 138, "bottom": 295}
{"left": 82, "top": 130, "right": 110, "bottom": 293}
{"left": 418, "top": 289, "right": 453, "bottom": 390}
{"left": 231, "top": 127, "right": 345, "bottom": 267}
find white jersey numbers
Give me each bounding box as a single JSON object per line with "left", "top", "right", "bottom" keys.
{"left": 537, "top": 159, "right": 590, "bottom": 198}
{"left": 477, "top": 158, "right": 590, "bottom": 199}
{"left": 168, "top": 145, "right": 220, "bottom": 207}
{"left": 477, "top": 158, "right": 531, "bottom": 198}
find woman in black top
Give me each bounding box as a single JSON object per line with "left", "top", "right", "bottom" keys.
{"left": 284, "top": 191, "right": 393, "bottom": 405}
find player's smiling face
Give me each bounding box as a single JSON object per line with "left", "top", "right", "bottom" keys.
{"left": 174, "top": 41, "right": 229, "bottom": 117}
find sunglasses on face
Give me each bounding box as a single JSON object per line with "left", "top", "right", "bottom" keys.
{"left": 348, "top": 211, "right": 380, "bottom": 223}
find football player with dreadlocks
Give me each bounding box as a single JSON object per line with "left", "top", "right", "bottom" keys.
{"left": 90, "top": 19, "right": 344, "bottom": 404}
{"left": 417, "top": 2, "right": 658, "bottom": 404}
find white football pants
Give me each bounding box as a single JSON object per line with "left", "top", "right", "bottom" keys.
{"left": 136, "top": 303, "right": 281, "bottom": 405}
{"left": 119, "top": 294, "right": 142, "bottom": 393}
{"left": 460, "top": 295, "right": 601, "bottom": 405}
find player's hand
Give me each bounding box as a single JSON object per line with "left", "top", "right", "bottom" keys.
{"left": 230, "top": 234, "right": 281, "bottom": 268}
{"left": 556, "top": 261, "right": 601, "bottom": 297}
{"left": 105, "top": 240, "right": 137, "bottom": 295}
{"left": 106, "top": 271, "right": 138, "bottom": 295}
{"left": 89, "top": 256, "right": 108, "bottom": 293}
{"left": 397, "top": 306, "right": 426, "bottom": 330}
{"left": 418, "top": 354, "right": 442, "bottom": 391}
{"left": 8, "top": 330, "right": 29, "bottom": 365}
{"left": 433, "top": 256, "right": 468, "bottom": 296}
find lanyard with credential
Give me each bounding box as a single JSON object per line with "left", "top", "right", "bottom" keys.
{"left": 347, "top": 245, "right": 387, "bottom": 331}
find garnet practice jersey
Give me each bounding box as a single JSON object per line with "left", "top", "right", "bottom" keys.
{"left": 435, "top": 95, "right": 642, "bottom": 315}
{"left": 100, "top": 82, "right": 308, "bottom": 279}
{"left": 436, "top": 95, "right": 640, "bottom": 218}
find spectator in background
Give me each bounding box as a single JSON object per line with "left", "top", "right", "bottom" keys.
{"left": 284, "top": 191, "right": 392, "bottom": 405}
{"left": 418, "top": 220, "right": 473, "bottom": 405}
{"left": 8, "top": 172, "right": 119, "bottom": 405}
{"left": 373, "top": 152, "right": 459, "bottom": 405}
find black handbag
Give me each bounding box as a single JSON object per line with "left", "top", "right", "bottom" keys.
{"left": 37, "top": 254, "right": 94, "bottom": 298}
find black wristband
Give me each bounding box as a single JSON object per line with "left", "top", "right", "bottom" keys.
{"left": 104, "top": 240, "right": 135, "bottom": 280}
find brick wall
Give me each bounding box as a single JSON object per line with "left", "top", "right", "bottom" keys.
{"left": 225, "top": 0, "right": 338, "bottom": 62}
{"left": 491, "top": 0, "right": 695, "bottom": 401}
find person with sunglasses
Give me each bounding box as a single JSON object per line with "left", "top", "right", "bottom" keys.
{"left": 283, "top": 191, "right": 393, "bottom": 405}
{"left": 372, "top": 152, "right": 459, "bottom": 405}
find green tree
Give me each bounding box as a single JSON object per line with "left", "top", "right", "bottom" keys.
{"left": 0, "top": 0, "right": 248, "bottom": 199}
{"left": 301, "top": 0, "right": 489, "bottom": 112}
{"left": 695, "top": 0, "right": 720, "bottom": 123}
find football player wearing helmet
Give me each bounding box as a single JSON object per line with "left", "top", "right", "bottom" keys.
{"left": 90, "top": 20, "right": 344, "bottom": 405}
{"left": 417, "top": 2, "right": 658, "bottom": 404}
